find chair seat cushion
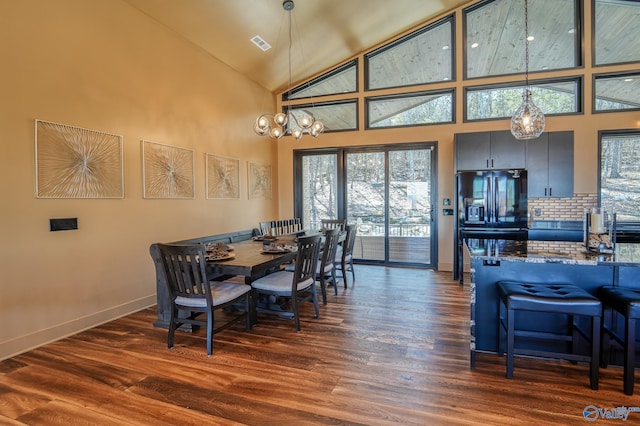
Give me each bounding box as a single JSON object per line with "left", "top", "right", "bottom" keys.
{"left": 251, "top": 271, "right": 314, "bottom": 292}
{"left": 175, "top": 282, "right": 250, "bottom": 308}
{"left": 284, "top": 261, "right": 333, "bottom": 275}
{"left": 498, "top": 281, "right": 601, "bottom": 316}
{"left": 598, "top": 286, "right": 640, "bottom": 319}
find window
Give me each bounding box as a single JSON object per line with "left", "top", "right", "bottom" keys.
{"left": 288, "top": 100, "right": 358, "bottom": 132}
{"left": 594, "top": 0, "right": 640, "bottom": 66}
{"left": 365, "top": 16, "right": 454, "bottom": 90}
{"left": 465, "top": 0, "right": 579, "bottom": 78}
{"left": 600, "top": 131, "right": 640, "bottom": 221}
{"left": 366, "top": 90, "right": 454, "bottom": 128}
{"left": 465, "top": 78, "right": 581, "bottom": 121}
{"left": 594, "top": 72, "right": 640, "bottom": 112}
{"left": 284, "top": 60, "right": 357, "bottom": 100}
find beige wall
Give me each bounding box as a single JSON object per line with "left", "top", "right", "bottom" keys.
{"left": 0, "top": 0, "right": 278, "bottom": 360}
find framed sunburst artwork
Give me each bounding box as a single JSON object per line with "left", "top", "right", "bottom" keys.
{"left": 248, "top": 161, "right": 272, "bottom": 200}
{"left": 35, "top": 120, "right": 124, "bottom": 198}
{"left": 206, "top": 154, "right": 240, "bottom": 199}
{"left": 142, "top": 140, "right": 194, "bottom": 199}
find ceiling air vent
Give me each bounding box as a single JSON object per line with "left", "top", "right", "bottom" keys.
{"left": 250, "top": 35, "right": 272, "bottom": 52}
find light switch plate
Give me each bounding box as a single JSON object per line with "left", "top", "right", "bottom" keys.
{"left": 50, "top": 218, "right": 78, "bottom": 231}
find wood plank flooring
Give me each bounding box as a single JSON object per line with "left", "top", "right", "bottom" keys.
{"left": 1, "top": 266, "right": 639, "bottom": 425}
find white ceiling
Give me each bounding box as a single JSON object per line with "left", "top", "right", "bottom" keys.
{"left": 123, "top": 0, "right": 470, "bottom": 93}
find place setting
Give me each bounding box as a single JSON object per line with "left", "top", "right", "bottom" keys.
{"left": 205, "top": 242, "right": 235, "bottom": 261}
{"left": 261, "top": 242, "right": 295, "bottom": 254}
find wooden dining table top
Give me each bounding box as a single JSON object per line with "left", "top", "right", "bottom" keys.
{"left": 206, "top": 238, "right": 297, "bottom": 282}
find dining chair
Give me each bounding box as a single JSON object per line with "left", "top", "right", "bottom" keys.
{"left": 157, "top": 243, "right": 252, "bottom": 356}
{"left": 321, "top": 219, "right": 346, "bottom": 231}
{"left": 283, "top": 228, "right": 340, "bottom": 304}
{"left": 317, "top": 228, "right": 341, "bottom": 304}
{"left": 259, "top": 221, "right": 274, "bottom": 236}
{"left": 251, "top": 234, "right": 322, "bottom": 331}
{"left": 335, "top": 224, "right": 357, "bottom": 287}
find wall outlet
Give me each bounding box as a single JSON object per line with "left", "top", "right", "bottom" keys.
{"left": 534, "top": 208, "right": 541, "bottom": 216}
{"left": 443, "top": 208, "right": 454, "bottom": 216}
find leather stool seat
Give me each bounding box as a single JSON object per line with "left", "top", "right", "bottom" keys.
{"left": 498, "top": 281, "right": 602, "bottom": 390}
{"left": 598, "top": 286, "right": 640, "bottom": 395}
{"left": 499, "top": 282, "right": 602, "bottom": 315}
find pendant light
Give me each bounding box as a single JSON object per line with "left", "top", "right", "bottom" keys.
{"left": 253, "top": 1, "right": 324, "bottom": 141}
{"left": 510, "top": 0, "right": 545, "bottom": 140}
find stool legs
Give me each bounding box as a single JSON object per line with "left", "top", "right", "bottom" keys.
{"left": 506, "top": 307, "right": 514, "bottom": 379}
{"left": 624, "top": 317, "right": 636, "bottom": 395}
{"left": 499, "top": 304, "right": 599, "bottom": 389}
{"left": 591, "top": 315, "right": 600, "bottom": 390}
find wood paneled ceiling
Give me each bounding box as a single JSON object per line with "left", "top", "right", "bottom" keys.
{"left": 122, "top": 0, "right": 470, "bottom": 93}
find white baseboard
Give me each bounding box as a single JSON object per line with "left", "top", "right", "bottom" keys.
{"left": 0, "top": 295, "right": 156, "bottom": 361}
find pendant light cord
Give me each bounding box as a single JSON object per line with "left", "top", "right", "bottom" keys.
{"left": 524, "top": 0, "right": 530, "bottom": 88}
{"left": 286, "top": 5, "right": 292, "bottom": 115}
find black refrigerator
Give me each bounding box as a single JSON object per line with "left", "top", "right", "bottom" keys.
{"left": 454, "top": 169, "right": 528, "bottom": 282}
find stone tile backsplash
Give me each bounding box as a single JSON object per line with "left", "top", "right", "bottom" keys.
{"left": 529, "top": 193, "right": 597, "bottom": 222}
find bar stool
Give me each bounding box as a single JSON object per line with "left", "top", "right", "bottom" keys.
{"left": 598, "top": 286, "right": 640, "bottom": 395}
{"left": 497, "top": 281, "right": 602, "bottom": 390}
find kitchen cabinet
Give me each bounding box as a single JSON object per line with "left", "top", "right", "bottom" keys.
{"left": 526, "top": 131, "right": 574, "bottom": 197}
{"left": 455, "top": 130, "right": 526, "bottom": 171}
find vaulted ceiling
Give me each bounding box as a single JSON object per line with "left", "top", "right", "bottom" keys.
{"left": 122, "top": 0, "right": 470, "bottom": 93}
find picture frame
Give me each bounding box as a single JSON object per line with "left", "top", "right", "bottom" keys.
{"left": 142, "top": 140, "right": 195, "bottom": 199}
{"left": 247, "top": 161, "right": 272, "bottom": 200}
{"left": 206, "top": 154, "right": 240, "bottom": 199}
{"left": 35, "top": 120, "right": 124, "bottom": 199}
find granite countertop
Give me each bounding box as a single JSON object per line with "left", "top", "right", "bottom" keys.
{"left": 465, "top": 238, "right": 640, "bottom": 266}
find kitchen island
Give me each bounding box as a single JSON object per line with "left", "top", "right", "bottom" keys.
{"left": 467, "top": 238, "right": 640, "bottom": 368}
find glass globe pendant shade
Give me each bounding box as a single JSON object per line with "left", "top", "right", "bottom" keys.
{"left": 292, "top": 129, "right": 303, "bottom": 140}
{"left": 510, "top": 89, "right": 545, "bottom": 140}
{"left": 269, "top": 126, "right": 284, "bottom": 140}
{"left": 310, "top": 120, "right": 324, "bottom": 137}
{"left": 274, "top": 112, "right": 288, "bottom": 126}
{"left": 254, "top": 115, "right": 270, "bottom": 136}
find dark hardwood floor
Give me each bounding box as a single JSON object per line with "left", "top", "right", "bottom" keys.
{"left": 1, "top": 266, "right": 638, "bottom": 425}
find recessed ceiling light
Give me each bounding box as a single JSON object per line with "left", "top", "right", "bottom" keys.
{"left": 471, "top": 42, "right": 479, "bottom": 48}
{"left": 442, "top": 45, "right": 449, "bottom": 50}
{"left": 568, "top": 28, "right": 575, "bottom": 34}
{"left": 527, "top": 35, "right": 535, "bottom": 41}
{"left": 624, "top": 78, "right": 633, "bottom": 82}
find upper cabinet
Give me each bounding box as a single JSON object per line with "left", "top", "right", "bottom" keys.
{"left": 526, "top": 131, "right": 574, "bottom": 198}
{"left": 455, "top": 130, "right": 526, "bottom": 171}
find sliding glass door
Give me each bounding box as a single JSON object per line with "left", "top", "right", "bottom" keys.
{"left": 294, "top": 143, "right": 436, "bottom": 267}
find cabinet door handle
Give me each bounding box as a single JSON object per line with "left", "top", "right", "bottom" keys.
{"left": 486, "top": 159, "right": 489, "bottom": 168}
{"left": 545, "top": 188, "right": 548, "bottom": 196}
{"left": 491, "top": 159, "right": 494, "bottom": 168}
{"left": 549, "top": 187, "right": 552, "bottom": 196}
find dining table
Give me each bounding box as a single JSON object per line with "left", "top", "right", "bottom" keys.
{"left": 205, "top": 238, "right": 298, "bottom": 284}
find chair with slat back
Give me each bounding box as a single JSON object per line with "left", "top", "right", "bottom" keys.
{"left": 321, "top": 219, "right": 346, "bottom": 231}
{"left": 157, "top": 243, "right": 252, "bottom": 356}
{"left": 259, "top": 221, "right": 274, "bottom": 236}
{"left": 317, "top": 228, "right": 341, "bottom": 304}
{"left": 251, "top": 234, "right": 322, "bottom": 331}
{"left": 335, "top": 224, "right": 357, "bottom": 287}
